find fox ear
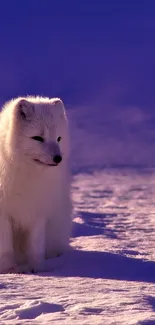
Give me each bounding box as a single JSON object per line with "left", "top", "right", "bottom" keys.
{"left": 17, "top": 99, "right": 34, "bottom": 121}
{"left": 51, "top": 98, "right": 66, "bottom": 117}
{"left": 52, "top": 98, "right": 63, "bottom": 105}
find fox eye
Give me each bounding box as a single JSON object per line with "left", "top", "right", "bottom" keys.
{"left": 31, "top": 136, "right": 44, "bottom": 143}
{"left": 57, "top": 136, "right": 61, "bottom": 142}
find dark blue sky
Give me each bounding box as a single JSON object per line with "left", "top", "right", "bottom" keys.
{"left": 0, "top": 1, "right": 155, "bottom": 110}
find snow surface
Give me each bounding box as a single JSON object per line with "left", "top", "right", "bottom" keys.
{"left": 1, "top": 105, "right": 155, "bottom": 324}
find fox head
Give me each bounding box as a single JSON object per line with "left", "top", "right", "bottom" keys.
{"left": 3, "top": 96, "right": 70, "bottom": 167}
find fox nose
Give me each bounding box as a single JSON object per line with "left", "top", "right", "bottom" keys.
{"left": 53, "top": 155, "right": 62, "bottom": 164}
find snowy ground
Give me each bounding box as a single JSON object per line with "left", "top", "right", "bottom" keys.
{"left": 1, "top": 168, "right": 155, "bottom": 324}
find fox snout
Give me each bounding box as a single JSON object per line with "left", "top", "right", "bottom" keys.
{"left": 53, "top": 155, "right": 62, "bottom": 164}
{"left": 33, "top": 141, "right": 63, "bottom": 167}
{"left": 47, "top": 142, "right": 62, "bottom": 164}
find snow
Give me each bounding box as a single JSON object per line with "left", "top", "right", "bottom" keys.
{"left": 1, "top": 105, "right": 155, "bottom": 324}
{"left": 1, "top": 168, "right": 155, "bottom": 324}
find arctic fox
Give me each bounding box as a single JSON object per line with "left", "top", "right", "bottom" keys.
{"left": 0, "top": 96, "right": 72, "bottom": 273}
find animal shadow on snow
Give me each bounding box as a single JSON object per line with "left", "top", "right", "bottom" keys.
{"left": 48, "top": 248, "right": 155, "bottom": 284}
{"left": 41, "top": 211, "right": 155, "bottom": 284}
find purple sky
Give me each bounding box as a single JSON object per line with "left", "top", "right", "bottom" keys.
{"left": 0, "top": 1, "right": 155, "bottom": 111}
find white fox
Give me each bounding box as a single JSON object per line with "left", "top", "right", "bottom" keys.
{"left": 0, "top": 96, "right": 72, "bottom": 273}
